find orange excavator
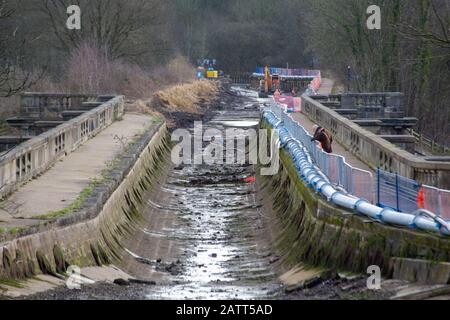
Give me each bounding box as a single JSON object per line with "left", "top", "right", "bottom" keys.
{"left": 258, "top": 65, "right": 280, "bottom": 98}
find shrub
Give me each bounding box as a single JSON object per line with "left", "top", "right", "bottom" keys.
{"left": 63, "top": 42, "right": 195, "bottom": 99}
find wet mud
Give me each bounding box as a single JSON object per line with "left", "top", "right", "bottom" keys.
{"left": 22, "top": 86, "right": 398, "bottom": 300}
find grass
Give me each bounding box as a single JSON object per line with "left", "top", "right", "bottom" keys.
{"left": 31, "top": 181, "right": 98, "bottom": 221}
{"left": 0, "top": 278, "right": 25, "bottom": 289}
{"left": 8, "top": 227, "right": 21, "bottom": 236}
{"left": 28, "top": 113, "right": 162, "bottom": 222}
{"left": 0, "top": 227, "right": 27, "bottom": 237}
{"left": 152, "top": 80, "right": 219, "bottom": 113}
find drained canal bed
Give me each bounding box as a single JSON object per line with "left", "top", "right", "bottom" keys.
{"left": 129, "top": 88, "right": 282, "bottom": 299}
{"left": 140, "top": 157, "right": 281, "bottom": 299}
{"left": 24, "top": 87, "right": 284, "bottom": 300}
{"left": 22, "top": 86, "right": 401, "bottom": 300}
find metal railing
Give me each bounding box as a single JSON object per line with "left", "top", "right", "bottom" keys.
{"left": 376, "top": 169, "right": 420, "bottom": 213}
{"left": 252, "top": 67, "right": 322, "bottom": 95}
{"left": 20, "top": 93, "right": 98, "bottom": 118}
{"left": 230, "top": 73, "right": 252, "bottom": 85}
{"left": 267, "top": 102, "right": 450, "bottom": 219}
{"left": 421, "top": 186, "right": 450, "bottom": 220}
{"left": 375, "top": 169, "right": 450, "bottom": 219}
{"left": 407, "top": 128, "right": 450, "bottom": 154}
{"left": 301, "top": 94, "right": 450, "bottom": 189}
{"left": 254, "top": 67, "right": 320, "bottom": 77}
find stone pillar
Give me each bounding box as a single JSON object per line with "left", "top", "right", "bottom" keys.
{"left": 340, "top": 94, "right": 354, "bottom": 109}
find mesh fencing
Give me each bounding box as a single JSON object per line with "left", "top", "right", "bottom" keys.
{"left": 280, "top": 111, "right": 374, "bottom": 202}
{"left": 421, "top": 186, "right": 450, "bottom": 220}
{"left": 351, "top": 168, "right": 370, "bottom": 201}
{"left": 440, "top": 190, "right": 450, "bottom": 220}
{"left": 327, "top": 154, "right": 343, "bottom": 186}
{"left": 376, "top": 169, "right": 419, "bottom": 213}
{"left": 376, "top": 170, "right": 450, "bottom": 218}
{"left": 267, "top": 102, "right": 449, "bottom": 215}
{"left": 422, "top": 186, "right": 441, "bottom": 215}
{"left": 255, "top": 67, "right": 320, "bottom": 77}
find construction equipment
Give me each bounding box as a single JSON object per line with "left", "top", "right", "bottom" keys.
{"left": 258, "top": 65, "right": 280, "bottom": 98}
{"left": 252, "top": 66, "right": 321, "bottom": 96}
{"left": 197, "top": 59, "right": 219, "bottom": 80}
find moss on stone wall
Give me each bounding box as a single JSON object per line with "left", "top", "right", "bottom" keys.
{"left": 260, "top": 120, "right": 450, "bottom": 276}
{"left": 0, "top": 124, "right": 171, "bottom": 283}
{"left": 86, "top": 128, "right": 171, "bottom": 267}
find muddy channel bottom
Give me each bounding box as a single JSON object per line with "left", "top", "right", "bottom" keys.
{"left": 22, "top": 87, "right": 398, "bottom": 301}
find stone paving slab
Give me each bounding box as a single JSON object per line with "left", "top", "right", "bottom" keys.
{"left": 317, "top": 78, "right": 336, "bottom": 95}
{"left": 0, "top": 113, "right": 155, "bottom": 229}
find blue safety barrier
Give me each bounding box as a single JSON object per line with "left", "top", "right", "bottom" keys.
{"left": 261, "top": 106, "right": 450, "bottom": 236}
{"left": 376, "top": 169, "right": 420, "bottom": 213}
{"left": 279, "top": 108, "right": 374, "bottom": 202}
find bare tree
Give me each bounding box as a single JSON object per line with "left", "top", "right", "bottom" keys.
{"left": 0, "top": 0, "right": 42, "bottom": 97}
{"left": 38, "top": 0, "right": 170, "bottom": 62}
{"left": 302, "top": 0, "right": 450, "bottom": 144}
{"left": 398, "top": 0, "right": 450, "bottom": 50}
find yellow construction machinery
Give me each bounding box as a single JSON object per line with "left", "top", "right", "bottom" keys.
{"left": 258, "top": 65, "right": 279, "bottom": 98}
{"left": 197, "top": 59, "right": 219, "bottom": 80}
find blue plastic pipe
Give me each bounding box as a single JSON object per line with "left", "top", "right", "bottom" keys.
{"left": 262, "top": 110, "right": 450, "bottom": 236}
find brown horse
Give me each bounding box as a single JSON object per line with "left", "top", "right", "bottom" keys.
{"left": 311, "top": 125, "right": 333, "bottom": 153}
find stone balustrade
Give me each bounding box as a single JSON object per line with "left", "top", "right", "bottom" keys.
{"left": 20, "top": 93, "right": 98, "bottom": 118}
{"left": 0, "top": 93, "right": 124, "bottom": 198}
{"left": 312, "top": 92, "right": 405, "bottom": 119}
{"left": 302, "top": 95, "right": 450, "bottom": 189}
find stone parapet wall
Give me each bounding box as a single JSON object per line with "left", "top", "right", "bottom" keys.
{"left": 0, "top": 122, "right": 170, "bottom": 280}
{"left": 0, "top": 94, "right": 125, "bottom": 199}
{"left": 302, "top": 95, "right": 450, "bottom": 188}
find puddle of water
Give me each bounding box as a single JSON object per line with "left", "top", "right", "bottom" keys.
{"left": 216, "top": 120, "right": 260, "bottom": 128}
{"left": 137, "top": 92, "right": 282, "bottom": 300}
{"left": 230, "top": 87, "right": 259, "bottom": 99}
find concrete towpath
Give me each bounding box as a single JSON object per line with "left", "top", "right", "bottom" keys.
{"left": 0, "top": 113, "right": 156, "bottom": 230}
{"left": 317, "top": 78, "right": 336, "bottom": 95}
